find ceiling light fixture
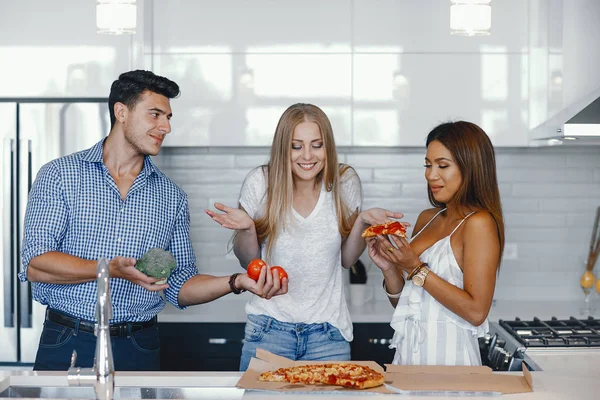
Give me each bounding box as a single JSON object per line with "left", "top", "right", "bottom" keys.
{"left": 450, "top": 0, "right": 491, "bottom": 36}
{"left": 96, "top": 0, "right": 137, "bottom": 35}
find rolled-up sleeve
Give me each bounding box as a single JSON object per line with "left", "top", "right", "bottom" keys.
{"left": 19, "top": 162, "right": 68, "bottom": 282}
{"left": 163, "top": 194, "right": 199, "bottom": 309}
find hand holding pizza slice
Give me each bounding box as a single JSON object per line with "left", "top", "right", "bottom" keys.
{"left": 361, "top": 220, "right": 406, "bottom": 238}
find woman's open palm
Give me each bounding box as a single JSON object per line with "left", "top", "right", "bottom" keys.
{"left": 205, "top": 202, "right": 254, "bottom": 231}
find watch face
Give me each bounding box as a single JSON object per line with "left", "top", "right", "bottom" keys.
{"left": 412, "top": 274, "right": 425, "bottom": 287}
{"left": 412, "top": 268, "right": 429, "bottom": 287}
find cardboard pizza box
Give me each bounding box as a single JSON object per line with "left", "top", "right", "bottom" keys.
{"left": 384, "top": 362, "right": 534, "bottom": 395}
{"left": 236, "top": 349, "right": 534, "bottom": 395}
{"left": 236, "top": 348, "right": 393, "bottom": 394}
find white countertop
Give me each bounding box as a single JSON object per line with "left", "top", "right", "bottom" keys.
{"left": 1, "top": 350, "right": 599, "bottom": 399}
{"left": 158, "top": 297, "right": 600, "bottom": 323}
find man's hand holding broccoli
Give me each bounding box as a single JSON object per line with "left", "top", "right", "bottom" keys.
{"left": 108, "top": 255, "right": 170, "bottom": 292}
{"left": 135, "top": 248, "right": 177, "bottom": 285}
{"left": 106, "top": 249, "right": 175, "bottom": 291}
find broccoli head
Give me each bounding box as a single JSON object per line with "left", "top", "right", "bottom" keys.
{"left": 135, "top": 248, "right": 177, "bottom": 284}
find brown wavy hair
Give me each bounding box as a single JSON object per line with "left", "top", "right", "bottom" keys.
{"left": 425, "top": 121, "right": 505, "bottom": 268}
{"left": 250, "top": 103, "right": 358, "bottom": 263}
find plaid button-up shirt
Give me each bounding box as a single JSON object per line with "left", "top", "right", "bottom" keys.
{"left": 19, "top": 139, "right": 198, "bottom": 323}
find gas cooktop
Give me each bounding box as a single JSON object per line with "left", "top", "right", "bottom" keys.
{"left": 499, "top": 316, "right": 600, "bottom": 348}
{"left": 479, "top": 317, "right": 600, "bottom": 372}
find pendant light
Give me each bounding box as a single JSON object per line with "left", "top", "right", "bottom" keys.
{"left": 96, "top": 0, "right": 137, "bottom": 35}
{"left": 450, "top": 0, "right": 491, "bottom": 36}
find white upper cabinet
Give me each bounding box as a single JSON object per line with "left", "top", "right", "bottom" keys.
{"left": 156, "top": 53, "right": 352, "bottom": 147}
{"left": 151, "top": 0, "right": 352, "bottom": 146}
{"left": 352, "top": 53, "right": 529, "bottom": 147}
{"left": 0, "top": 0, "right": 131, "bottom": 98}
{"left": 152, "top": 0, "right": 533, "bottom": 147}
{"left": 4, "top": 0, "right": 591, "bottom": 148}
{"left": 351, "top": 0, "right": 530, "bottom": 147}
{"left": 353, "top": 0, "right": 529, "bottom": 53}
{"left": 151, "top": 0, "right": 352, "bottom": 54}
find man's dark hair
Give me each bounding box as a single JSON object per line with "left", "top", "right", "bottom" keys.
{"left": 108, "top": 70, "right": 180, "bottom": 128}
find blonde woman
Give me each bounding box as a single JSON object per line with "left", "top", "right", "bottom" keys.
{"left": 206, "top": 103, "right": 403, "bottom": 370}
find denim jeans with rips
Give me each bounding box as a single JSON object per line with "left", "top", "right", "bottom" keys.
{"left": 239, "top": 313, "right": 351, "bottom": 371}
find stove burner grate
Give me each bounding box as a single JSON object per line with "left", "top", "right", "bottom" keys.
{"left": 499, "top": 316, "right": 600, "bottom": 348}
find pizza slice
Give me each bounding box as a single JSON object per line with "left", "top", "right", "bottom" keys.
{"left": 259, "top": 363, "right": 384, "bottom": 389}
{"left": 361, "top": 220, "right": 406, "bottom": 238}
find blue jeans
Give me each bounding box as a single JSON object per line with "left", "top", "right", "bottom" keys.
{"left": 239, "top": 314, "right": 351, "bottom": 371}
{"left": 33, "top": 318, "right": 160, "bottom": 371}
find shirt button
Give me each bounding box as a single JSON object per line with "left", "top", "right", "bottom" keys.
{"left": 117, "top": 238, "right": 121, "bottom": 242}
{"left": 120, "top": 208, "right": 125, "bottom": 212}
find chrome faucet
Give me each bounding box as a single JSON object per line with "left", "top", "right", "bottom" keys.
{"left": 67, "top": 257, "right": 115, "bottom": 400}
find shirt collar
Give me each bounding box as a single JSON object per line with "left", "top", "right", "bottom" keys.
{"left": 82, "top": 137, "right": 158, "bottom": 177}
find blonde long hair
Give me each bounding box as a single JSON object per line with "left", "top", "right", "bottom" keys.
{"left": 249, "top": 103, "right": 357, "bottom": 263}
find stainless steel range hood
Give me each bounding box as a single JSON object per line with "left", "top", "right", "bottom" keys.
{"left": 530, "top": 87, "right": 600, "bottom": 145}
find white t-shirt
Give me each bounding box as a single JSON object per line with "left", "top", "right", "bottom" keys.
{"left": 239, "top": 166, "right": 362, "bottom": 341}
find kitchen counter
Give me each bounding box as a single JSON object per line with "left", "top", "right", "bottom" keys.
{"left": 0, "top": 350, "right": 599, "bottom": 399}
{"left": 159, "top": 297, "right": 600, "bottom": 323}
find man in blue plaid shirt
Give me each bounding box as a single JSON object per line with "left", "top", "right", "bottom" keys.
{"left": 20, "top": 70, "right": 288, "bottom": 371}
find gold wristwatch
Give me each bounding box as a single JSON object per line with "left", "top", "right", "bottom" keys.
{"left": 412, "top": 266, "right": 430, "bottom": 287}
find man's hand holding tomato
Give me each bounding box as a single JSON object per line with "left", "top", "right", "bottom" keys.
{"left": 243, "top": 259, "right": 288, "bottom": 299}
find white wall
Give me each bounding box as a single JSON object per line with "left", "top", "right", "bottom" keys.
{"left": 153, "top": 145, "right": 600, "bottom": 304}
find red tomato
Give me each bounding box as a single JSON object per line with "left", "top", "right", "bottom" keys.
{"left": 271, "top": 266, "right": 288, "bottom": 284}
{"left": 247, "top": 258, "right": 267, "bottom": 281}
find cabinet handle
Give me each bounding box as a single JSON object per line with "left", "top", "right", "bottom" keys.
{"left": 3, "top": 139, "right": 15, "bottom": 328}
{"left": 368, "top": 338, "right": 393, "bottom": 345}
{"left": 19, "top": 139, "right": 33, "bottom": 328}
{"left": 208, "top": 338, "right": 244, "bottom": 344}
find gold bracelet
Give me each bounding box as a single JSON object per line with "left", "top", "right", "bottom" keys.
{"left": 407, "top": 262, "right": 427, "bottom": 281}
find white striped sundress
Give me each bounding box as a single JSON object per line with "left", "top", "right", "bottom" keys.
{"left": 389, "top": 208, "right": 489, "bottom": 365}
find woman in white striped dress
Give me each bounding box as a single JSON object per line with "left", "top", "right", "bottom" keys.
{"left": 366, "top": 121, "right": 504, "bottom": 366}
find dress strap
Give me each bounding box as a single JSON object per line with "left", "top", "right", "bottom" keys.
{"left": 410, "top": 208, "right": 447, "bottom": 241}
{"left": 449, "top": 211, "right": 477, "bottom": 237}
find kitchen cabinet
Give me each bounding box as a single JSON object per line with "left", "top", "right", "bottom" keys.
{"left": 352, "top": 53, "right": 529, "bottom": 147}
{"left": 159, "top": 322, "right": 245, "bottom": 371}
{"left": 157, "top": 53, "right": 353, "bottom": 147}
{"left": 353, "top": 0, "right": 529, "bottom": 53}
{"left": 351, "top": 323, "right": 395, "bottom": 366}
{"left": 149, "top": 0, "right": 535, "bottom": 147}
{"left": 158, "top": 322, "right": 395, "bottom": 370}
{"left": 0, "top": 1, "right": 131, "bottom": 98}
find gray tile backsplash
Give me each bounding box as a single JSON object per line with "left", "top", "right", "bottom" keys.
{"left": 155, "top": 146, "right": 600, "bottom": 303}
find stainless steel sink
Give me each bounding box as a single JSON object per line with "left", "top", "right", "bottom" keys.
{"left": 0, "top": 386, "right": 243, "bottom": 399}
{"left": 0, "top": 373, "right": 245, "bottom": 399}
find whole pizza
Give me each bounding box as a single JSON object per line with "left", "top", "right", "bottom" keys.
{"left": 259, "top": 363, "right": 385, "bottom": 389}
